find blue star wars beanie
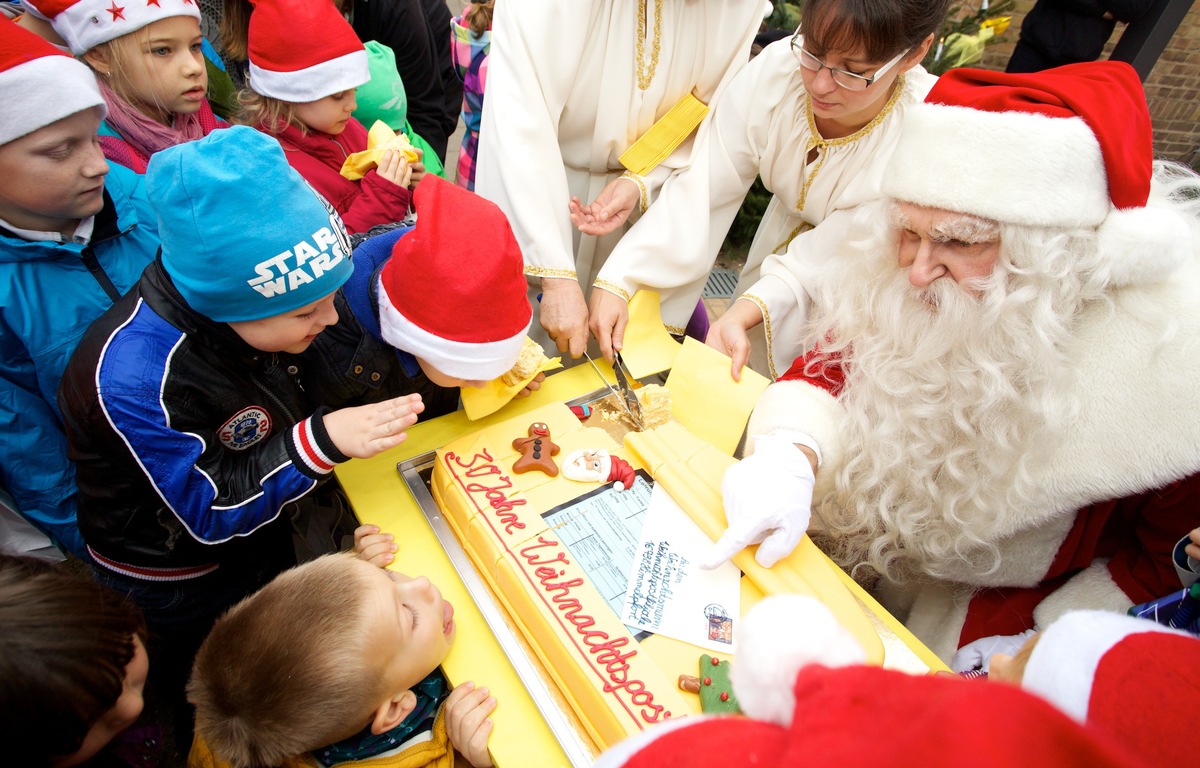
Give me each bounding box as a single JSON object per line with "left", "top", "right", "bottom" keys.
{"left": 146, "top": 126, "right": 354, "bottom": 323}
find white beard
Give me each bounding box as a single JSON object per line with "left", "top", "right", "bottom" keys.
{"left": 809, "top": 204, "right": 1092, "bottom": 583}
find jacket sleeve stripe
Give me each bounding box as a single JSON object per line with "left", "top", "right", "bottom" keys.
{"left": 95, "top": 300, "right": 319, "bottom": 544}
{"left": 291, "top": 417, "right": 338, "bottom": 474}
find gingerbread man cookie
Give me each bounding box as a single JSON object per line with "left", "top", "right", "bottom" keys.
{"left": 511, "top": 422, "right": 560, "bottom": 476}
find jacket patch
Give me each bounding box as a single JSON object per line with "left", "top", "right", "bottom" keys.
{"left": 218, "top": 407, "right": 272, "bottom": 450}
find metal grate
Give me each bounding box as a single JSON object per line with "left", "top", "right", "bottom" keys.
{"left": 702, "top": 268, "right": 740, "bottom": 299}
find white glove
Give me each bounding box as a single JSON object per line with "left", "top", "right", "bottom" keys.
{"left": 700, "top": 434, "right": 815, "bottom": 570}
{"left": 951, "top": 629, "right": 1036, "bottom": 673}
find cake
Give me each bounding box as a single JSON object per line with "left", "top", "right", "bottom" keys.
{"left": 634, "top": 384, "right": 671, "bottom": 429}
{"left": 430, "top": 399, "right": 887, "bottom": 751}
{"left": 431, "top": 402, "right": 690, "bottom": 750}
{"left": 500, "top": 337, "right": 546, "bottom": 386}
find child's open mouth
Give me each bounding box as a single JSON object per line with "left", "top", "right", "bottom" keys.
{"left": 443, "top": 598, "right": 455, "bottom": 638}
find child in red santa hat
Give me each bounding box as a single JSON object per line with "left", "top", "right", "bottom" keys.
{"left": 27, "top": 0, "right": 225, "bottom": 173}
{"left": 985, "top": 609, "right": 1200, "bottom": 768}
{"left": 341, "top": 173, "right": 541, "bottom": 402}
{"left": 237, "top": 0, "right": 422, "bottom": 235}
{"left": 594, "top": 595, "right": 1152, "bottom": 768}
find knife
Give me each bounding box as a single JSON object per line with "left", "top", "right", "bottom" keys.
{"left": 612, "top": 352, "right": 645, "bottom": 428}
{"left": 582, "top": 351, "right": 645, "bottom": 430}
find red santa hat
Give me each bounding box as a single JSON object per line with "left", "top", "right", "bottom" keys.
{"left": 246, "top": 0, "right": 368, "bottom": 102}
{"left": 599, "top": 653, "right": 1141, "bottom": 767}
{"left": 884, "top": 62, "right": 1191, "bottom": 288}
{"left": 27, "top": 0, "right": 200, "bottom": 56}
{"left": 1021, "top": 610, "right": 1200, "bottom": 767}
{"left": 377, "top": 175, "right": 531, "bottom": 381}
{"left": 0, "top": 18, "right": 105, "bottom": 144}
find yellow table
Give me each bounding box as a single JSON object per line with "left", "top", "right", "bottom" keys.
{"left": 336, "top": 366, "right": 948, "bottom": 767}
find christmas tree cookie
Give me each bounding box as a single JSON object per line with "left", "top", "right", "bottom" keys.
{"left": 677, "top": 654, "right": 741, "bottom": 714}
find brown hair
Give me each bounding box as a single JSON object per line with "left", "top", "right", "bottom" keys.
{"left": 800, "top": 0, "right": 951, "bottom": 61}
{"left": 0, "top": 555, "right": 146, "bottom": 766}
{"left": 467, "top": 1, "right": 495, "bottom": 39}
{"left": 188, "top": 553, "right": 385, "bottom": 768}
{"left": 219, "top": 0, "right": 253, "bottom": 62}
{"left": 234, "top": 88, "right": 304, "bottom": 133}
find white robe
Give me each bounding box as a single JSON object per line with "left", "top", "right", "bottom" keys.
{"left": 475, "top": 0, "right": 767, "bottom": 345}
{"left": 597, "top": 40, "right": 937, "bottom": 377}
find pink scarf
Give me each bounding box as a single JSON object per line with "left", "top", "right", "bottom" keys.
{"left": 97, "top": 78, "right": 210, "bottom": 159}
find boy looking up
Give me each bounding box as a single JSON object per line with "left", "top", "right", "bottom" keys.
{"left": 188, "top": 535, "right": 496, "bottom": 767}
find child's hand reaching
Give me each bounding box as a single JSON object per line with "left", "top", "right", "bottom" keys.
{"left": 407, "top": 146, "right": 426, "bottom": 188}
{"left": 445, "top": 681, "right": 496, "bottom": 767}
{"left": 375, "top": 149, "right": 414, "bottom": 189}
{"left": 321, "top": 392, "right": 423, "bottom": 459}
{"left": 353, "top": 524, "right": 397, "bottom": 567}
{"left": 516, "top": 372, "right": 545, "bottom": 398}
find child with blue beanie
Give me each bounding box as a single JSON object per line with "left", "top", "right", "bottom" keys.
{"left": 56, "top": 125, "right": 429, "bottom": 752}
{"left": 0, "top": 20, "right": 160, "bottom": 559}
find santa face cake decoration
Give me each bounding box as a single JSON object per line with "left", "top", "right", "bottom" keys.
{"left": 562, "top": 448, "right": 636, "bottom": 491}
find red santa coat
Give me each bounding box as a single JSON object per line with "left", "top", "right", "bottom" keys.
{"left": 263, "top": 118, "right": 412, "bottom": 235}
{"left": 747, "top": 256, "right": 1200, "bottom": 662}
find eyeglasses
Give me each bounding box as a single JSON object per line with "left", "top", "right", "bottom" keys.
{"left": 790, "top": 31, "right": 909, "bottom": 91}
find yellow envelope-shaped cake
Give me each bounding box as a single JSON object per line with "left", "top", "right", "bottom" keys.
{"left": 619, "top": 290, "right": 682, "bottom": 379}
{"left": 664, "top": 337, "right": 770, "bottom": 456}
{"left": 431, "top": 401, "right": 883, "bottom": 753}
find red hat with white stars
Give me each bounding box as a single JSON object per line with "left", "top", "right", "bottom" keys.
{"left": 246, "top": 0, "right": 368, "bottom": 102}
{"left": 376, "top": 175, "right": 531, "bottom": 381}
{"left": 0, "top": 18, "right": 106, "bottom": 145}
{"left": 26, "top": 0, "right": 201, "bottom": 56}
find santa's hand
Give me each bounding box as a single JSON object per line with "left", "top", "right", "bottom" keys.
{"left": 700, "top": 434, "right": 815, "bottom": 570}
{"left": 951, "top": 629, "right": 1036, "bottom": 673}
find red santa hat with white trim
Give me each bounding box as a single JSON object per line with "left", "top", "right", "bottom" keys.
{"left": 26, "top": 0, "right": 200, "bottom": 56}
{"left": 377, "top": 175, "right": 531, "bottom": 381}
{"left": 884, "top": 62, "right": 1191, "bottom": 288}
{"left": 0, "top": 18, "right": 105, "bottom": 145}
{"left": 1021, "top": 609, "right": 1200, "bottom": 767}
{"left": 596, "top": 596, "right": 1145, "bottom": 768}
{"left": 246, "top": 0, "right": 368, "bottom": 103}
{"left": 562, "top": 449, "right": 638, "bottom": 490}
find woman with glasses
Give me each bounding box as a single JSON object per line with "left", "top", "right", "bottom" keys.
{"left": 590, "top": 0, "right": 949, "bottom": 380}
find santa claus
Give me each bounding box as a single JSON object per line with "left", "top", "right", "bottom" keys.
{"left": 561, "top": 448, "right": 637, "bottom": 491}
{"left": 705, "top": 62, "right": 1200, "bottom": 663}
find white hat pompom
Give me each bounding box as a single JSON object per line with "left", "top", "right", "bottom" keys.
{"left": 731, "top": 595, "right": 866, "bottom": 725}
{"left": 1097, "top": 206, "right": 1192, "bottom": 287}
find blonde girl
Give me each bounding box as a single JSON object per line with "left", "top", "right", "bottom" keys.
{"left": 236, "top": 0, "right": 421, "bottom": 236}
{"left": 31, "top": 0, "right": 224, "bottom": 173}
